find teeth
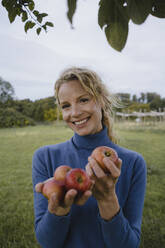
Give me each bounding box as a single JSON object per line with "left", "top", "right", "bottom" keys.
{"left": 74, "top": 119, "right": 88, "bottom": 125}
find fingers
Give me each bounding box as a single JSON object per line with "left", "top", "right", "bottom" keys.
{"left": 87, "top": 156, "right": 122, "bottom": 180}
{"left": 87, "top": 158, "right": 105, "bottom": 178}
{"left": 48, "top": 192, "right": 60, "bottom": 213}
{"left": 35, "top": 177, "right": 54, "bottom": 193}
{"left": 35, "top": 182, "right": 43, "bottom": 193}
{"left": 116, "top": 158, "right": 122, "bottom": 170}
{"left": 64, "top": 189, "right": 77, "bottom": 207}
{"left": 103, "top": 157, "right": 121, "bottom": 179}
{"left": 75, "top": 190, "right": 92, "bottom": 206}
{"left": 48, "top": 189, "right": 78, "bottom": 215}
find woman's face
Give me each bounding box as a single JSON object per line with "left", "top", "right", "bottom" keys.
{"left": 58, "top": 80, "right": 103, "bottom": 136}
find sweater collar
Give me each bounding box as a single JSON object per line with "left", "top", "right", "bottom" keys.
{"left": 71, "top": 126, "right": 111, "bottom": 149}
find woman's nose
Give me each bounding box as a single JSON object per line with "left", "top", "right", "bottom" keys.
{"left": 71, "top": 105, "right": 82, "bottom": 117}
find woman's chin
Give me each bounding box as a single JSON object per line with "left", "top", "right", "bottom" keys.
{"left": 72, "top": 125, "right": 91, "bottom": 136}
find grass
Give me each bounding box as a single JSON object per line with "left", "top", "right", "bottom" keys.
{"left": 0, "top": 121, "right": 165, "bottom": 247}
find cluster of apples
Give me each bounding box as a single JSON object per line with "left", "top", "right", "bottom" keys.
{"left": 36, "top": 146, "right": 118, "bottom": 202}
{"left": 37, "top": 166, "right": 92, "bottom": 202}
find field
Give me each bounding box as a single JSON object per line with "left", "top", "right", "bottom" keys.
{"left": 0, "top": 122, "right": 165, "bottom": 247}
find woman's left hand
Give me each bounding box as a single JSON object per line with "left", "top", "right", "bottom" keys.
{"left": 86, "top": 156, "right": 122, "bottom": 220}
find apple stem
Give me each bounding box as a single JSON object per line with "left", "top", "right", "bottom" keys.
{"left": 77, "top": 176, "right": 83, "bottom": 183}
{"left": 105, "top": 151, "right": 111, "bottom": 157}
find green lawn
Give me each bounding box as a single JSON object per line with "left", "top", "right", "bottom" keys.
{"left": 0, "top": 122, "right": 165, "bottom": 247}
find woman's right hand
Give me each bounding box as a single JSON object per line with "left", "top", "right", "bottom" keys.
{"left": 35, "top": 180, "right": 92, "bottom": 216}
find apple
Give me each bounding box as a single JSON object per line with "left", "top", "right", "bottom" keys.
{"left": 41, "top": 178, "right": 65, "bottom": 201}
{"left": 65, "top": 168, "right": 92, "bottom": 193}
{"left": 91, "top": 146, "right": 118, "bottom": 173}
{"left": 54, "top": 165, "right": 72, "bottom": 181}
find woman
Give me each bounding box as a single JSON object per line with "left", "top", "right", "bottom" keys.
{"left": 32, "top": 67, "right": 146, "bottom": 248}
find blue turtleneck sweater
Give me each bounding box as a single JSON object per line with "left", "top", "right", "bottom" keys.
{"left": 32, "top": 126, "right": 146, "bottom": 248}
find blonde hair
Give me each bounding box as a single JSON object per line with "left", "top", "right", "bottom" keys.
{"left": 55, "top": 67, "right": 120, "bottom": 143}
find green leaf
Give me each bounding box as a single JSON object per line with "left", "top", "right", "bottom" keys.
{"left": 33, "top": 10, "right": 39, "bottom": 17}
{"left": 37, "top": 15, "right": 43, "bottom": 23}
{"left": 150, "top": 1, "right": 165, "bottom": 18}
{"left": 1, "top": 0, "right": 7, "bottom": 7}
{"left": 8, "top": 10, "right": 17, "bottom": 23}
{"left": 22, "top": 11, "right": 28, "bottom": 22}
{"left": 29, "top": 21, "right": 35, "bottom": 28}
{"left": 4, "top": 0, "right": 15, "bottom": 12}
{"left": 28, "top": 1, "right": 35, "bottom": 11}
{"left": 67, "top": 0, "right": 77, "bottom": 24}
{"left": 98, "top": 0, "right": 129, "bottom": 29}
{"left": 105, "top": 20, "right": 128, "bottom": 52}
{"left": 45, "top": 22, "right": 54, "bottom": 27}
{"left": 42, "top": 24, "right": 47, "bottom": 31}
{"left": 36, "top": 27, "right": 41, "bottom": 35}
{"left": 24, "top": 21, "right": 30, "bottom": 33}
{"left": 41, "top": 13, "right": 48, "bottom": 18}
{"left": 15, "top": 5, "right": 22, "bottom": 16}
{"left": 24, "top": 20, "right": 35, "bottom": 33}
{"left": 127, "top": 0, "right": 151, "bottom": 24}
{"left": 98, "top": 0, "right": 114, "bottom": 29}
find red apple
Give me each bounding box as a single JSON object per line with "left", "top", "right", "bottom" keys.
{"left": 65, "top": 168, "right": 92, "bottom": 193}
{"left": 41, "top": 178, "right": 65, "bottom": 201}
{"left": 91, "top": 146, "right": 118, "bottom": 173}
{"left": 54, "top": 165, "right": 72, "bottom": 181}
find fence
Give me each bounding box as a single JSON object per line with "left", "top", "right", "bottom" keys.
{"left": 115, "top": 110, "right": 165, "bottom": 124}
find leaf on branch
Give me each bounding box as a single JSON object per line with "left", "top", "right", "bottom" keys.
{"left": 45, "top": 22, "right": 54, "bottom": 27}
{"left": 36, "top": 27, "right": 41, "bottom": 35}
{"left": 22, "top": 11, "right": 28, "bottom": 22}
{"left": 105, "top": 20, "right": 128, "bottom": 52}
{"left": 28, "top": 0, "right": 35, "bottom": 11}
{"left": 1, "top": 0, "right": 6, "bottom": 7}
{"left": 37, "top": 15, "right": 43, "bottom": 23}
{"left": 67, "top": 0, "right": 77, "bottom": 25}
{"left": 41, "top": 13, "right": 48, "bottom": 18}
{"left": 33, "top": 10, "right": 39, "bottom": 17}
{"left": 98, "top": 0, "right": 129, "bottom": 51}
{"left": 98, "top": 0, "right": 129, "bottom": 29}
{"left": 98, "top": 0, "right": 114, "bottom": 29}
{"left": 8, "top": 10, "right": 17, "bottom": 23}
{"left": 24, "top": 20, "right": 35, "bottom": 33}
{"left": 150, "top": 0, "right": 165, "bottom": 18}
{"left": 127, "top": 0, "right": 151, "bottom": 24}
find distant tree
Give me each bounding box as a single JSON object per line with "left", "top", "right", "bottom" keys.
{"left": 132, "top": 94, "right": 138, "bottom": 102}
{"left": 127, "top": 103, "right": 150, "bottom": 112}
{"left": 0, "top": 77, "right": 15, "bottom": 103}
{"left": 0, "top": 107, "right": 35, "bottom": 127}
{"left": 160, "top": 98, "right": 165, "bottom": 109}
{"left": 149, "top": 94, "right": 161, "bottom": 110}
{"left": 13, "top": 98, "right": 35, "bottom": 118}
{"left": 1, "top": 0, "right": 165, "bottom": 51}
{"left": 146, "top": 92, "right": 161, "bottom": 103}
{"left": 117, "top": 92, "right": 131, "bottom": 104}
{"left": 139, "top": 92, "right": 146, "bottom": 103}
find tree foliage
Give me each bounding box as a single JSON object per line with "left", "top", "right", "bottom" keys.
{"left": 0, "top": 107, "right": 35, "bottom": 127}
{"left": 0, "top": 92, "right": 165, "bottom": 128}
{"left": 0, "top": 77, "right": 15, "bottom": 103}
{"left": 1, "top": 0, "right": 54, "bottom": 35}
{"left": 1, "top": 0, "right": 165, "bottom": 51}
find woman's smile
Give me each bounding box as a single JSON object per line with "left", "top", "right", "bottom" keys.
{"left": 72, "top": 117, "right": 90, "bottom": 126}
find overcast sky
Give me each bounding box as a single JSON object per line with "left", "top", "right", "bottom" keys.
{"left": 0, "top": 0, "right": 165, "bottom": 101}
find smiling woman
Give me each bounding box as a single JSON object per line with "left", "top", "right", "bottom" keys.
{"left": 32, "top": 66, "right": 147, "bottom": 248}
{"left": 55, "top": 67, "right": 120, "bottom": 142}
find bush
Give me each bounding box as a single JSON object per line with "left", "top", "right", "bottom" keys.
{"left": 0, "top": 108, "right": 35, "bottom": 127}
